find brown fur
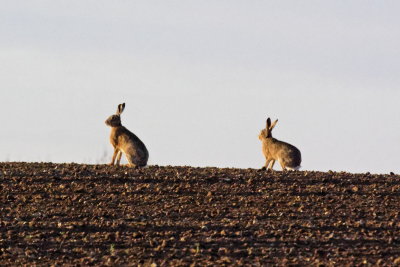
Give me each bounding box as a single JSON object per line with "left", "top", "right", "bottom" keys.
{"left": 259, "top": 118, "right": 301, "bottom": 171}
{"left": 105, "top": 103, "right": 149, "bottom": 167}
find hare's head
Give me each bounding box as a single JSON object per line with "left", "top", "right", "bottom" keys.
{"left": 105, "top": 103, "right": 125, "bottom": 127}
{"left": 259, "top": 118, "right": 278, "bottom": 140}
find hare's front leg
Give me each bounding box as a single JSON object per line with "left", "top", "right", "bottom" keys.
{"left": 110, "top": 148, "right": 119, "bottom": 165}
{"left": 116, "top": 151, "right": 123, "bottom": 165}
{"left": 262, "top": 159, "right": 271, "bottom": 170}
{"left": 268, "top": 160, "right": 276, "bottom": 170}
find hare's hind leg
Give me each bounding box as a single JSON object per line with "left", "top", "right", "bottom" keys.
{"left": 125, "top": 154, "right": 138, "bottom": 168}
{"left": 278, "top": 159, "right": 287, "bottom": 171}
{"left": 127, "top": 160, "right": 138, "bottom": 168}
{"left": 128, "top": 163, "right": 138, "bottom": 168}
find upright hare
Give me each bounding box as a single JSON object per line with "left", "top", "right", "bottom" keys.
{"left": 259, "top": 118, "right": 301, "bottom": 171}
{"left": 105, "top": 103, "right": 149, "bottom": 167}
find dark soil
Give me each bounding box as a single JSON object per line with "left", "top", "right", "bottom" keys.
{"left": 1, "top": 162, "right": 400, "bottom": 266}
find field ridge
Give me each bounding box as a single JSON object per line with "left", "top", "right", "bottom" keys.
{"left": 1, "top": 162, "right": 400, "bottom": 265}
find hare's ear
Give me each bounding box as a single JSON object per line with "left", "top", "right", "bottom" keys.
{"left": 266, "top": 118, "right": 271, "bottom": 128}
{"left": 269, "top": 119, "right": 278, "bottom": 131}
{"left": 117, "top": 103, "right": 125, "bottom": 115}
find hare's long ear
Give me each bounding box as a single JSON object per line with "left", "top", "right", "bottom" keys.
{"left": 117, "top": 103, "right": 125, "bottom": 115}
{"left": 266, "top": 118, "right": 271, "bottom": 129}
{"left": 269, "top": 119, "right": 278, "bottom": 131}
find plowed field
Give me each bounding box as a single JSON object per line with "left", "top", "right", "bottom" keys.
{"left": 1, "top": 162, "right": 400, "bottom": 266}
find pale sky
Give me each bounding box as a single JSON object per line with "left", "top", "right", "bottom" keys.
{"left": 1, "top": 1, "right": 399, "bottom": 173}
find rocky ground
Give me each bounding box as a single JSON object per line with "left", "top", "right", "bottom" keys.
{"left": 1, "top": 162, "right": 400, "bottom": 266}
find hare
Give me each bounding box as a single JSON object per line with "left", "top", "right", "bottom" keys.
{"left": 105, "top": 103, "right": 149, "bottom": 168}
{"left": 259, "top": 118, "right": 301, "bottom": 171}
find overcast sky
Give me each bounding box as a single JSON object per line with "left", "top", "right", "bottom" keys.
{"left": 1, "top": 1, "right": 399, "bottom": 173}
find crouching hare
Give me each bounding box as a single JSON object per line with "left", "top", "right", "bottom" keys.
{"left": 105, "top": 103, "right": 149, "bottom": 167}
{"left": 259, "top": 118, "right": 301, "bottom": 171}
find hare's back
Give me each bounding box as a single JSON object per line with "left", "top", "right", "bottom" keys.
{"left": 119, "top": 128, "right": 148, "bottom": 158}
{"left": 277, "top": 141, "right": 301, "bottom": 168}
{"left": 118, "top": 128, "right": 146, "bottom": 149}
